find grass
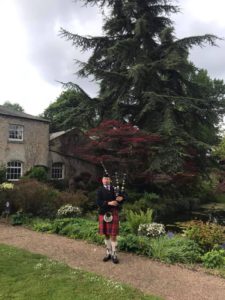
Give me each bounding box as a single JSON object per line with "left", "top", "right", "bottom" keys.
{"left": 0, "top": 244, "right": 162, "bottom": 300}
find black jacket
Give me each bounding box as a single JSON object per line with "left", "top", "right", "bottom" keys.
{"left": 96, "top": 186, "right": 125, "bottom": 215}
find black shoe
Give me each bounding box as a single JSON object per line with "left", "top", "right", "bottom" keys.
{"left": 103, "top": 254, "right": 111, "bottom": 262}
{"left": 112, "top": 255, "right": 119, "bottom": 264}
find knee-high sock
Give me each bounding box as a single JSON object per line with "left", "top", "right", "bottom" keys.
{"left": 111, "top": 240, "right": 118, "bottom": 256}
{"left": 104, "top": 239, "right": 112, "bottom": 255}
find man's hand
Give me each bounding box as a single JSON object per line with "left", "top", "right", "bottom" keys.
{"left": 108, "top": 200, "right": 119, "bottom": 206}
{"left": 116, "top": 196, "right": 123, "bottom": 202}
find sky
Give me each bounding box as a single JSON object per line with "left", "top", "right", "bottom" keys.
{"left": 0, "top": 0, "right": 225, "bottom": 116}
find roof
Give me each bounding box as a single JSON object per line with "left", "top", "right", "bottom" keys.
{"left": 50, "top": 130, "right": 66, "bottom": 140}
{"left": 50, "top": 128, "right": 83, "bottom": 141}
{"left": 0, "top": 105, "right": 49, "bottom": 123}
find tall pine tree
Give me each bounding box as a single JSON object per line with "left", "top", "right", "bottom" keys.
{"left": 61, "top": 0, "right": 224, "bottom": 176}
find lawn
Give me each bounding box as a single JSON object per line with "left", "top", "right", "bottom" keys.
{"left": 0, "top": 244, "right": 162, "bottom": 300}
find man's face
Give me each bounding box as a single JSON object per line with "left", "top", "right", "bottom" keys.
{"left": 102, "top": 176, "right": 111, "bottom": 185}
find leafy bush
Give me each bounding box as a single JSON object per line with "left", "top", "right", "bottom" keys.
{"left": 0, "top": 165, "right": 6, "bottom": 184}
{"left": 50, "top": 218, "right": 75, "bottom": 234}
{"left": 58, "top": 223, "right": 80, "bottom": 236}
{"left": 0, "top": 192, "right": 7, "bottom": 215}
{"left": 119, "top": 222, "right": 133, "bottom": 235}
{"left": 48, "top": 179, "right": 69, "bottom": 191}
{"left": 118, "top": 234, "right": 150, "bottom": 256}
{"left": 201, "top": 250, "right": 225, "bottom": 269}
{"left": 124, "top": 190, "right": 144, "bottom": 204}
{"left": 32, "top": 217, "right": 104, "bottom": 245}
{"left": 123, "top": 192, "right": 159, "bottom": 213}
{"left": 11, "top": 210, "right": 31, "bottom": 226}
{"left": 149, "top": 236, "right": 202, "bottom": 264}
{"left": 56, "top": 190, "right": 89, "bottom": 214}
{"left": 23, "top": 166, "right": 48, "bottom": 182}
{"left": 6, "top": 179, "right": 89, "bottom": 218}
{"left": 10, "top": 179, "right": 59, "bottom": 218}
{"left": 126, "top": 208, "right": 153, "bottom": 234}
{"left": 214, "top": 193, "right": 225, "bottom": 204}
{"left": 33, "top": 221, "right": 54, "bottom": 232}
{"left": 86, "top": 190, "right": 98, "bottom": 212}
{"left": 138, "top": 223, "right": 166, "bottom": 237}
{"left": 182, "top": 220, "right": 225, "bottom": 251}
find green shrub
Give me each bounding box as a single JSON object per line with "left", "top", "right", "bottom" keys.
{"left": 0, "top": 191, "right": 8, "bottom": 214}
{"left": 201, "top": 250, "right": 225, "bottom": 269}
{"left": 48, "top": 178, "right": 69, "bottom": 191}
{"left": 59, "top": 223, "right": 80, "bottom": 236}
{"left": 32, "top": 217, "right": 104, "bottom": 245}
{"left": 126, "top": 208, "right": 153, "bottom": 234}
{"left": 33, "top": 221, "right": 54, "bottom": 232}
{"left": 10, "top": 210, "right": 31, "bottom": 226}
{"left": 119, "top": 222, "right": 133, "bottom": 235}
{"left": 0, "top": 165, "right": 6, "bottom": 184}
{"left": 23, "top": 166, "right": 48, "bottom": 182}
{"left": 118, "top": 234, "right": 150, "bottom": 255}
{"left": 123, "top": 192, "right": 159, "bottom": 213}
{"left": 182, "top": 220, "right": 225, "bottom": 251}
{"left": 50, "top": 218, "right": 75, "bottom": 234}
{"left": 9, "top": 179, "right": 58, "bottom": 217}
{"left": 123, "top": 190, "right": 144, "bottom": 204}
{"left": 214, "top": 193, "right": 225, "bottom": 203}
{"left": 149, "top": 236, "right": 202, "bottom": 264}
{"left": 56, "top": 190, "right": 89, "bottom": 213}
{"left": 6, "top": 179, "right": 89, "bottom": 218}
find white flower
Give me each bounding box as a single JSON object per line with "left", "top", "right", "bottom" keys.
{"left": 57, "top": 204, "right": 81, "bottom": 217}
{"left": 34, "top": 263, "right": 43, "bottom": 270}
{"left": 138, "top": 223, "right": 166, "bottom": 237}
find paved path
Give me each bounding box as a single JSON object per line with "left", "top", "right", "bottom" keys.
{"left": 0, "top": 223, "right": 225, "bottom": 300}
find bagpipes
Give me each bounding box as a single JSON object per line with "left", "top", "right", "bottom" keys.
{"left": 101, "top": 161, "right": 127, "bottom": 222}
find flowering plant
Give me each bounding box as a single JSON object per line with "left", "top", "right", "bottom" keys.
{"left": 0, "top": 182, "right": 14, "bottom": 190}
{"left": 138, "top": 222, "right": 166, "bottom": 237}
{"left": 57, "top": 204, "right": 81, "bottom": 218}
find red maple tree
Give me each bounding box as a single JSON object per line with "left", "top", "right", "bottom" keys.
{"left": 74, "top": 120, "right": 160, "bottom": 183}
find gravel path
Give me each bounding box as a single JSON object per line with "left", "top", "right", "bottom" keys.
{"left": 0, "top": 223, "right": 225, "bottom": 300}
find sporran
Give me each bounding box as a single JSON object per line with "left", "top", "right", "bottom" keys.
{"left": 103, "top": 211, "right": 113, "bottom": 223}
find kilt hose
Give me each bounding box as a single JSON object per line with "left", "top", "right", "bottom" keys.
{"left": 99, "top": 208, "right": 119, "bottom": 236}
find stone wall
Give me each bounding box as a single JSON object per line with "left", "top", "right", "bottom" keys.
{"left": 49, "top": 128, "right": 98, "bottom": 184}
{"left": 0, "top": 115, "right": 49, "bottom": 174}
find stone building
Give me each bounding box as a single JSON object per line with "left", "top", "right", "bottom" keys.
{"left": 0, "top": 105, "right": 49, "bottom": 180}
{"left": 49, "top": 128, "right": 97, "bottom": 188}
{"left": 0, "top": 106, "right": 97, "bottom": 183}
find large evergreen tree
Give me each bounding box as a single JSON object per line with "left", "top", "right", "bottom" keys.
{"left": 60, "top": 0, "right": 224, "bottom": 176}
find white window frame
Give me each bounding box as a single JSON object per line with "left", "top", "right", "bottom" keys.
{"left": 6, "top": 161, "right": 23, "bottom": 181}
{"left": 51, "top": 162, "right": 64, "bottom": 180}
{"left": 8, "top": 124, "right": 24, "bottom": 141}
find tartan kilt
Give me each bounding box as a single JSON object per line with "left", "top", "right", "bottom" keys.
{"left": 98, "top": 208, "right": 119, "bottom": 236}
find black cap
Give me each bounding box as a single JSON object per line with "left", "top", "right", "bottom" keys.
{"left": 102, "top": 172, "right": 110, "bottom": 178}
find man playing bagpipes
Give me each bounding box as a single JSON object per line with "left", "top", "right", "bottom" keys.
{"left": 96, "top": 171, "right": 126, "bottom": 264}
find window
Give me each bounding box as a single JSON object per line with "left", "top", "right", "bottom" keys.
{"left": 9, "top": 124, "right": 24, "bottom": 141}
{"left": 51, "top": 163, "right": 64, "bottom": 179}
{"left": 6, "top": 161, "right": 23, "bottom": 180}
